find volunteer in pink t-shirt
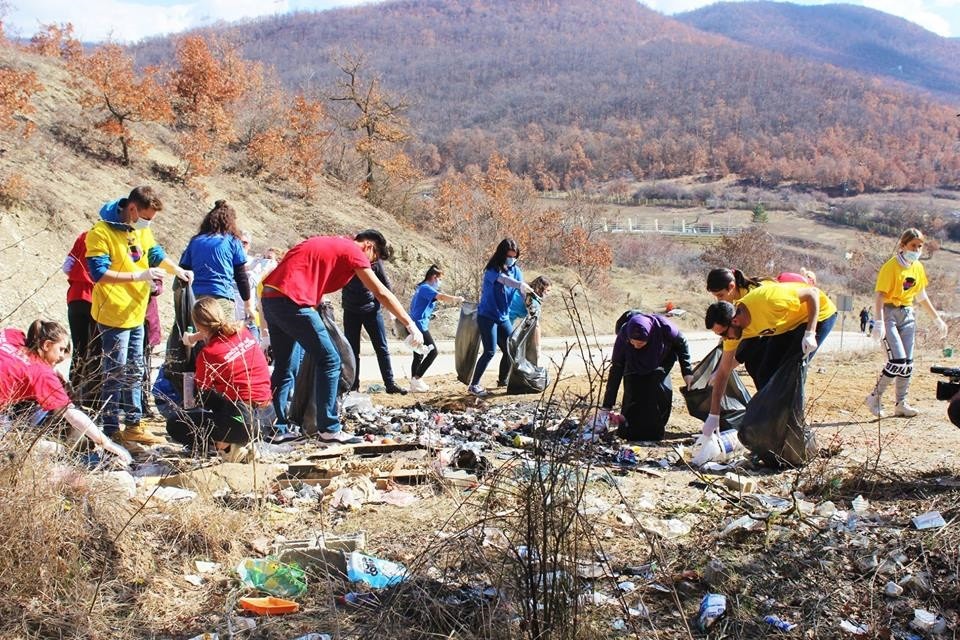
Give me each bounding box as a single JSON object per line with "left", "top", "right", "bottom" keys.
{"left": 0, "top": 321, "right": 131, "bottom": 464}
{"left": 260, "top": 230, "right": 424, "bottom": 443}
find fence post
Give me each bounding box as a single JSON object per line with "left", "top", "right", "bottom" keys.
{"left": 710, "top": 222, "right": 714, "bottom": 234}
{"left": 654, "top": 219, "right": 659, "bottom": 232}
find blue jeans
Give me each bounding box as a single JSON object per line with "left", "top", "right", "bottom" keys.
{"left": 262, "top": 296, "right": 341, "bottom": 434}
{"left": 343, "top": 308, "right": 395, "bottom": 389}
{"left": 472, "top": 315, "right": 513, "bottom": 386}
{"left": 98, "top": 323, "right": 145, "bottom": 435}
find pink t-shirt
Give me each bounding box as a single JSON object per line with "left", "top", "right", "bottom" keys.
{"left": 195, "top": 328, "right": 272, "bottom": 404}
{"left": 0, "top": 328, "right": 71, "bottom": 411}
{"left": 262, "top": 236, "right": 370, "bottom": 307}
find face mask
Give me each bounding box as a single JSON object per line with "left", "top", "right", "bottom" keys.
{"left": 901, "top": 250, "right": 921, "bottom": 263}
{"left": 505, "top": 257, "right": 517, "bottom": 268}
{"left": 436, "top": 279, "right": 443, "bottom": 288}
{"left": 133, "top": 218, "right": 152, "bottom": 230}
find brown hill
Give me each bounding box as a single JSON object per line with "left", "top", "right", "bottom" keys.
{"left": 677, "top": 1, "right": 960, "bottom": 99}
{"left": 130, "top": 0, "right": 960, "bottom": 193}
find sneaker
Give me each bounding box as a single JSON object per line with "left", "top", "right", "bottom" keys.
{"left": 115, "top": 423, "right": 166, "bottom": 445}
{"left": 385, "top": 383, "right": 408, "bottom": 395}
{"left": 864, "top": 393, "right": 883, "bottom": 418}
{"left": 894, "top": 402, "right": 919, "bottom": 418}
{"left": 318, "top": 430, "right": 363, "bottom": 444}
{"left": 497, "top": 380, "right": 507, "bottom": 388}
{"left": 219, "top": 443, "right": 256, "bottom": 463}
{"left": 409, "top": 378, "right": 430, "bottom": 393}
{"left": 468, "top": 384, "right": 488, "bottom": 398}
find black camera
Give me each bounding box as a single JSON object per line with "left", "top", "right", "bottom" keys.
{"left": 930, "top": 366, "right": 960, "bottom": 427}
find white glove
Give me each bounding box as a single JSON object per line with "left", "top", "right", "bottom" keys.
{"left": 801, "top": 331, "right": 818, "bottom": 356}
{"left": 133, "top": 267, "right": 167, "bottom": 282}
{"left": 104, "top": 440, "right": 133, "bottom": 466}
{"left": 175, "top": 267, "right": 194, "bottom": 283}
{"left": 702, "top": 413, "right": 720, "bottom": 437}
{"left": 937, "top": 318, "right": 948, "bottom": 338}
{"left": 871, "top": 324, "right": 886, "bottom": 342}
{"left": 405, "top": 324, "right": 424, "bottom": 348}
{"left": 520, "top": 282, "right": 534, "bottom": 296}
{"left": 181, "top": 331, "right": 202, "bottom": 347}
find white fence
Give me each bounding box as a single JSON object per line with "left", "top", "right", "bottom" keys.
{"left": 603, "top": 219, "right": 744, "bottom": 236}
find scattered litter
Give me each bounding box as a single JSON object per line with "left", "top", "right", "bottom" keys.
{"left": 911, "top": 609, "right": 946, "bottom": 634}
{"left": 721, "top": 515, "right": 763, "bottom": 537}
{"left": 912, "top": 511, "right": 946, "bottom": 530}
{"left": 236, "top": 557, "right": 307, "bottom": 598}
{"left": 627, "top": 603, "right": 649, "bottom": 618}
{"left": 723, "top": 472, "right": 756, "bottom": 493}
{"left": 186, "top": 634, "right": 218, "bottom": 640}
{"left": 290, "top": 633, "right": 332, "bottom": 640}
{"left": 346, "top": 551, "right": 408, "bottom": 589}
{"left": 698, "top": 593, "right": 726, "bottom": 631}
{"left": 617, "top": 581, "right": 635, "bottom": 592}
{"left": 239, "top": 596, "right": 300, "bottom": 615}
{"left": 195, "top": 561, "right": 220, "bottom": 574}
{"left": 579, "top": 592, "right": 612, "bottom": 606}
{"left": 616, "top": 512, "right": 634, "bottom": 526}
{"left": 814, "top": 501, "right": 836, "bottom": 516}
{"left": 184, "top": 574, "right": 203, "bottom": 587}
{"left": 151, "top": 486, "right": 198, "bottom": 502}
{"left": 381, "top": 488, "right": 418, "bottom": 507}
{"left": 611, "top": 618, "right": 627, "bottom": 631}
{"left": 763, "top": 615, "right": 797, "bottom": 632}
{"left": 337, "top": 591, "right": 381, "bottom": 607}
{"left": 839, "top": 620, "right": 869, "bottom": 634}
{"left": 851, "top": 495, "right": 869, "bottom": 514}
{"left": 640, "top": 517, "right": 690, "bottom": 539}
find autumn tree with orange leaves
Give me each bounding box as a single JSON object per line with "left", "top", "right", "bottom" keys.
{"left": 169, "top": 35, "right": 259, "bottom": 178}
{"left": 246, "top": 94, "right": 332, "bottom": 197}
{"left": 71, "top": 45, "right": 173, "bottom": 164}
{"left": 28, "top": 22, "right": 82, "bottom": 60}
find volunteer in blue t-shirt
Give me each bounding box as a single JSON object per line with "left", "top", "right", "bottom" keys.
{"left": 179, "top": 200, "right": 252, "bottom": 320}
{"left": 407, "top": 265, "right": 465, "bottom": 393}
{"left": 468, "top": 239, "right": 533, "bottom": 397}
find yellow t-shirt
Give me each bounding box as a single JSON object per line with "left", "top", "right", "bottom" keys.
{"left": 86, "top": 221, "right": 157, "bottom": 329}
{"left": 723, "top": 282, "right": 837, "bottom": 352}
{"left": 875, "top": 255, "right": 927, "bottom": 307}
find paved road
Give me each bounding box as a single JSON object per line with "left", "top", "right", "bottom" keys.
{"left": 356, "top": 329, "right": 877, "bottom": 386}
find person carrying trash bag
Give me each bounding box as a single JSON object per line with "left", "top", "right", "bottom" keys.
{"left": 596, "top": 312, "right": 694, "bottom": 441}
{"left": 865, "top": 228, "right": 948, "bottom": 418}
{"left": 702, "top": 281, "right": 838, "bottom": 438}
{"left": 260, "top": 230, "right": 424, "bottom": 444}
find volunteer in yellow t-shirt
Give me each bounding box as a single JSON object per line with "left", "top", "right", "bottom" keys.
{"left": 85, "top": 186, "right": 193, "bottom": 448}
{"left": 701, "top": 281, "right": 838, "bottom": 436}
{"left": 865, "top": 228, "right": 947, "bottom": 418}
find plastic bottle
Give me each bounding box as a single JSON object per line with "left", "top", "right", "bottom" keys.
{"left": 403, "top": 334, "right": 435, "bottom": 356}
{"left": 698, "top": 593, "right": 727, "bottom": 630}
{"left": 691, "top": 429, "right": 744, "bottom": 466}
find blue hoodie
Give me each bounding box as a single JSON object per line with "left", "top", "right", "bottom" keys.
{"left": 86, "top": 199, "right": 166, "bottom": 280}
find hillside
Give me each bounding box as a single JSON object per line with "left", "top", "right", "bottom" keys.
{"left": 131, "top": 0, "right": 960, "bottom": 193}
{"left": 677, "top": 1, "right": 960, "bottom": 99}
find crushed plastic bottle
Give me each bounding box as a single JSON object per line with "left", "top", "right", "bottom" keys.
{"left": 404, "top": 334, "right": 434, "bottom": 356}
{"left": 698, "top": 593, "right": 727, "bottom": 630}
{"left": 763, "top": 615, "right": 797, "bottom": 631}
{"left": 691, "top": 430, "right": 744, "bottom": 466}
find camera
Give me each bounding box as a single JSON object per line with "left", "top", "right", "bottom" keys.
{"left": 930, "top": 366, "right": 960, "bottom": 427}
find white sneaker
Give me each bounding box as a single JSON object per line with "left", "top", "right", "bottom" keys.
{"left": 409, "top": 377, "right": 430, "bottom": 393}
{"left": 864, "top": 393, "right": 883, "bottom": 417}
{"left": 894, "top": 402, "right": 919, "bottom": 418}
{"left": 468, "top": 384, "right": 488, "bottom": 398}
{"left": 318, "top": 430, "right": 363, "bottom": 444}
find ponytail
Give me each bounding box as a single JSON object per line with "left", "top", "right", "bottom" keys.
{"left": 707, "top": 268, "right": 763, "bottom": 294}
{"left": 191, "top": 297, "right": 240, "bottom": 339}
{"left": 420, "top": 264, "right": 443, "bottom": 285}
{"left": 25, "top": 319, "right": 69, "bottom": 357}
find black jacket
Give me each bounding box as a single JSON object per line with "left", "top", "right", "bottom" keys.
{"left": 341, "top": 260, "right": 391, "bottom": 314}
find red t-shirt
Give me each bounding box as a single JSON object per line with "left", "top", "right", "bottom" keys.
{"left": 0, "top": 328, "right": 72, "bottom": 411}
{"left": 66, "top": 231, "right": 94, "bottom": 304}
{"left": 262, "top": 236, "right": 370, "bottom": 307}
{"left": 195, "top": 328, "right": 272, "bottom": 404}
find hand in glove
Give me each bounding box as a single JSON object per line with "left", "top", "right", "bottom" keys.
{"left": 104, "top": 440, "right": 133, "bottom": 466}
{"left": 937, "top": 317, "right": 948, "bottom": 338}
{"left": 801, "top": 331, "right": 818, "bottom": 356}
{"left": 175, "top": 267, "right": 194, "bottom": 283}
{"left": 520, "top": 282, "right": 534, "bottom": 296}
{"left": 134, "top": 267, "right": 167, "bottom": 282}
{"left": 871, "top": 323, "right": 886, "bottom": 342}
{"left": 702, "top": 413, "right": 720, "bottom": 437}
{"left": 405, "top": 324, "right": 425, "bottom": 348}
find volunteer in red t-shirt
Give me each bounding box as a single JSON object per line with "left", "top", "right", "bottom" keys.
{"left": 0, "top": 320, "right": 131, "bottom": 464}
{"left": 62, "top": 231, "right": 97, "bottom": 405}
{"left": 173, "top": 297, "right": 273, "bottom": 462}
{"left": 260, "top": 230, "right": 424, "bottom": 443}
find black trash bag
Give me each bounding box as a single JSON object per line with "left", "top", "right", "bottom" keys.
{"left": 162, "top": 280, "right": 197, "bottom": 399}
{"left": 681, "top": 344, "right": 752, "bottom": 431}
{"left": 455, "top": 301, "right": 481, "bottom": 386}
{"left": 615, "top": 308, "right": 644, "bottom": 334}
{"left": 738, "top": 354, "right": 815, "bottom": 468}
{"left": 506, "top": 312, "right": 548, "bottom": 394}
{"left": 288, "top": 302, "right": 356, "bottom": 435}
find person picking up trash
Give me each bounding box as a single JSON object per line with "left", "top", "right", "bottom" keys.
{"left": 865, "top": 228, "right": 948, "bottom": 418}
{"left": 702, "top": 281, "right": 837, "bottom": 437}
{"left": 408, "top": 264, "right": 465, "bottom": 393}
{"left": 0, "top": 320, "right": 132, "bottom": 465}
{"left": 260, "top": 230, "right": 424, "bottom": 444}
{"left": 596, "top": 312, "right": 694, "bottom": 441}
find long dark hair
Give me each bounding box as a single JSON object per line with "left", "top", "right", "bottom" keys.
{"left": 706, "top": 268, "right": 763, "bottom": 294}
{"left": 420, "top": 264, "right": 443, "bottom": 285}
{"left": 25, "top": 319, "right": 69, "bottom": 358}
{"left": 198, "top": 200, "right": 241, "bottom": 238}
{"left": 485, "top": 238, "right": 520, "bottom": 272}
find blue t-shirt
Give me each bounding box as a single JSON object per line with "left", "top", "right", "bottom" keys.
{"left": 477, "top": 265, "right": 522, "bottom": 322}
{"left": 179, "top": 233, "right": 247, "bottom": 299}
{"left": 409, "top": 282, "right": 439, "bottom": 332}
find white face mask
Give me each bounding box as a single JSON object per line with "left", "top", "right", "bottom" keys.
{"left": 901, "top": 249, "right": 921, "bottom": 264}
{"left": 133, "top": 218, "right": 152, "bottom": 230}
{"left": 436, "top": 279, "right": 443, "bottom": 288}
{"left": 505, "top": 257, "right": 517, "bottom": 268}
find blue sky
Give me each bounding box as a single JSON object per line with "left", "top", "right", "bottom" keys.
{"left": 4, "top": 0, "right": 960, "bottom": 42}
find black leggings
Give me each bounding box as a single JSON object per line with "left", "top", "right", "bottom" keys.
{"left": 412, "top": 330, "right": 438, "bottom": 378}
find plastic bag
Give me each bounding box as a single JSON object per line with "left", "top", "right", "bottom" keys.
{"left": 455, "top": 302, "right": 481, "bottom": 385}
{"left": 288, "top": 303, "right": 356, "bottom": 434}
{"left": 506, "top": 312, "right": 548, "bottom": 394}
{"left": 346, "top": 551, "right": 408, "bottom": 589}
{"left": 163, "top": 281, "right": 197, "bottom": 400}
{"left": 236, "top": 557, "right": 306, "bottom": 597}
{"left": 737, "top": 354, "right": 815, "bottom": 468}
{"left": 681, "top": 344, "right": 751, "bottom": 431}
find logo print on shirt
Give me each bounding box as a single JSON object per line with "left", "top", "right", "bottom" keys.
{"left": 902, "top": 277, "right": 916, "bottom": 291}
{"left": 128, "top": 235, "right": 142, "bottom": 263}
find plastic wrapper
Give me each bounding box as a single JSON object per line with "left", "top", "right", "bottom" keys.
{"left": 506, "top": 311, "right": 548, "bottom": 394}
{"left": 236, "top": 557, "right": 306, "bottom": 598}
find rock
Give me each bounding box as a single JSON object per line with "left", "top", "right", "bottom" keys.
{"left": 159, "top": 463, "right": 284, "bottom": 495}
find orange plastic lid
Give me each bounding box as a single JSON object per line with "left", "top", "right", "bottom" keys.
{"left": 238, "top": 596, "right": 300, "bottom": 615}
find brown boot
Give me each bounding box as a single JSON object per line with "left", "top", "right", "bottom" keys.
{"left": 115, "top": 423, "right": 166, "bottom": 445}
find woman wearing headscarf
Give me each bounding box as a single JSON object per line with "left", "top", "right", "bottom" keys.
{"left": 598, "top": 313, "right": 694, "bottom": 441}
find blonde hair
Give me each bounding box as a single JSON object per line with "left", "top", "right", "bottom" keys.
{"left": 191, "top": 297, "right": 240, "bottom": 338}
{"left": 899, "top": 228, "right": 924, "bottom": 248}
